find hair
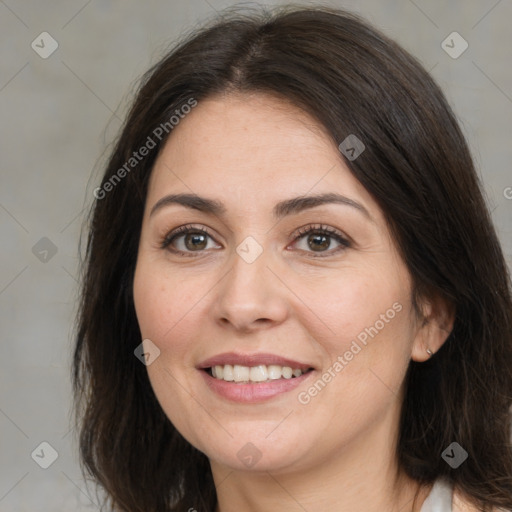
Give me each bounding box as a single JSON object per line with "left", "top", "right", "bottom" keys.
{"left": 72, "top": 5, "right": 512, "bottom": 512}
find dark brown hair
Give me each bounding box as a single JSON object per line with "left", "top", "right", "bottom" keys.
{"left": 73, "top": 5, "right": 512, "bottom": 511}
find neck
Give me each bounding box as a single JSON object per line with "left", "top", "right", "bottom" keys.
{"left": 210, "top": 403, "right": 431, "bottom": 512}
{"left": 212, "top": 463, "right": 429, "bottom": 512}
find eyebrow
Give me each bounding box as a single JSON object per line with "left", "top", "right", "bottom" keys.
{"left": 149, "top": 192, "right": 373, "bottom": 221}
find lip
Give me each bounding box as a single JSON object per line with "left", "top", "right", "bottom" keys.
{"left": 197, "top": 352, "right": 316, "bottom": 403}
{"left": 197, "top": 352, "right": 314, "bottom": 372}
{"left": 199, "top": 367, "right": 315, "bottom": 403}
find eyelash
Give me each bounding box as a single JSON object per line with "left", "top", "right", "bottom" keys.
{"left": 160, "top": 223, "right": 351, "bottom": 258}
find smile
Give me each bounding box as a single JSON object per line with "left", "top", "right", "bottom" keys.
{"left": 207, "top": 364, "right": 311, "bottom": 383}
{"left": 197, "top": 352, "right": 316, "bottom": 403}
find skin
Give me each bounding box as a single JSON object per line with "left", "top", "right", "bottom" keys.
{"left": 133, "top": 92, "right": 457, "bottom": 512}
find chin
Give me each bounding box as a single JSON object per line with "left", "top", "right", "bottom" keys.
{"left": 197, "top": 427, "right": 320, "bottom": 474}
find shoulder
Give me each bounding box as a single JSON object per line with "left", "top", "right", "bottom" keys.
{"left": 452, "top": 487, "right": 504, "bottom": 512}
{"left": 452, "top": 492, "right": 479, "bottom": 511}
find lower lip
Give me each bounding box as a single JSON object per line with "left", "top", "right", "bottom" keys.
{"left": 200, "top": 369, "right": 315, "bottom": 403}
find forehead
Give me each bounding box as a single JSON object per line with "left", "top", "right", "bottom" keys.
{"left": 146, "top": 93, "right": 376, "bottom": 217}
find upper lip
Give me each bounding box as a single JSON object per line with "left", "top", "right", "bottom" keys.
{"left": 197, "top": 352, "right": 314, "bottom": 372}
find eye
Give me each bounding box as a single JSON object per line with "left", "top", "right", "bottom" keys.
{"left": 290, "top": 224, "right": 351, "bottom": 257}
{"left": 161, "top": 224, "right": 220, "bottom": 256}
{"left": 160, "top": 223, "right": 351, "bottom": 258}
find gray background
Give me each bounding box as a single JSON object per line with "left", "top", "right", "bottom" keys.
{"left": 1, "top": 0, "right": 511, "bottom": 510}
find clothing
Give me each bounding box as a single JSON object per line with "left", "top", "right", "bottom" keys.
{"left": 420, "top": 479, "right": 453, "bottom": 512}
{"left": 419, "top": 480, "right": 512, "bottom": 512}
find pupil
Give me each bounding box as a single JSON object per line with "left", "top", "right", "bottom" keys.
{"left": 185, "top": 233, "right": 207, "bottom": 250}
{"left": 308, "top": 234, "right": 329, "bottom": 251}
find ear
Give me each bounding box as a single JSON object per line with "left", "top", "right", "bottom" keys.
{"left": 411, "top": 293, "right": 455, "bottom": 362}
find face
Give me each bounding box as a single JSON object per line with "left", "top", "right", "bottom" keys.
{"left": 133, "top": 92, "right": 429, "bottom": 475}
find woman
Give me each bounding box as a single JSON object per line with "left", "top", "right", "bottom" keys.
{"left": 73, "top": 6, "right": 512, "bottom": 512}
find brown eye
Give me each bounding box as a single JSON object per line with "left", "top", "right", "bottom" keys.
{"left": 161, "top": 225, "right": 221, "bottom": 255}
{"left": 160, "top": 225, "right": 221, "bottom": 256}
{"left": 183, "top": 232, "right": 208, "bottom": 251}
{"left": 292, "top": 224, "right": 350, "bottom": 257}
{"left": 307, "top": 233, "right": 331, "bottom": 251}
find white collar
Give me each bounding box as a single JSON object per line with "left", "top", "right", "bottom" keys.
{"left": 420, "top": 479, "right": 453, "bottom": 512}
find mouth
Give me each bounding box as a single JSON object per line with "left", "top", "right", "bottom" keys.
{"left": 204, "top": 364, "right": 314, "bottom": 383}
{"left": 197, "top": 352, "right": 316, "bottom": 403}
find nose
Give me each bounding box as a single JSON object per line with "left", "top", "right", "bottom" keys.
{"left": 211, "top": 243, "right": 289, "bottom": 333}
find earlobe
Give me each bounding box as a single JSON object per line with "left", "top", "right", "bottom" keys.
{"left": 411, "top": 294, "right": 455, "bottom": 362}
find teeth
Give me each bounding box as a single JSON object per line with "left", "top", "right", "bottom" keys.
{"left": 233, "top": 365, "right": 250, "bottom": 382}
{"left": 249, "top": 365, "right": 268, "bottom": 382}
{"left": 282, "top": 366, "right": 293, "bottom": 379}
{"left": 268, "top": 365, "right": 282, "bottom": 380}
{"left": 213, "top": 365, "right": 223, "bottom": 379}
{"left": 223, "top": 364, "right": 234, "bottom": 381}
{"left": 208, "top": 364, "right": 307, "bottom": 383}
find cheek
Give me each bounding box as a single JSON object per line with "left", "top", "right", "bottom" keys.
{"left": 133, "top": 262, "right": 200, "bottom": 346}
{"left": 295, "top": 265, "right": 410, "bottom": 344}
{"left": 297, "top": 264, "right": 414, "bottom": 395}
{"left": 293, "top": 275, "right": 413, "bottom": 441}
{"left": 133, "top": 263, "right": 211, "bottom": 444}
